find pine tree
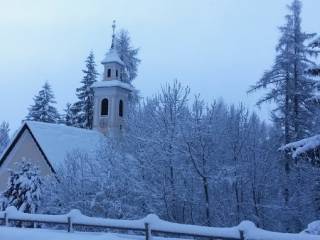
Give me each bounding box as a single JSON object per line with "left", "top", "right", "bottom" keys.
{"left": 248, "top": 1, "right": 318, "bottom": 229}
{"left": 62, "top": 103, "right": 77, "bottom": 126}
{"left": 1, "top": 160, "right": 42, "bottom": 213}
{"left": 74, "top": 52, "right": 98, "bottom": 129}
{"left": 249, "top": 0, "right": 317, "bottom": 144}
{"left": 115, "top": 30, "right": 141, "bottom": 83}
{"left": 0, "top": 121, "right": 9, "bottom": 155}
{"left": 26, "top": 82, "right": 60, "bottom": 123}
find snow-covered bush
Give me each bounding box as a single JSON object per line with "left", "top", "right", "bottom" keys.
{"left": 0, "top": 159, "right": 42, "bottom": 213}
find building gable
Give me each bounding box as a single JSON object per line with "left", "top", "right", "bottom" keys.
{"left": 0, "top": 124, "right": 55, "bottom": 191}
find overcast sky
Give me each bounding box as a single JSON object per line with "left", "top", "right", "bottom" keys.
{"left": 0, "top": 0, "right": 319, "bottom": 132}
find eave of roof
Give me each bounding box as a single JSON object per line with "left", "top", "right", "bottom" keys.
{"left": 92, "top": 80, "right": 134, "bottom": 91}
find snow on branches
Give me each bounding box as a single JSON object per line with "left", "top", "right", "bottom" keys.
{"left": 0, "top": 160, "right": 42, "bottom": 214}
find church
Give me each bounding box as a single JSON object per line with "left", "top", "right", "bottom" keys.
{"left": 0, "top": 23, "right": 133, "bottom": 191}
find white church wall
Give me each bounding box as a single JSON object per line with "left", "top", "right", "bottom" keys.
{"left": 93, "top": 86, "right": 129, "bottom": 135}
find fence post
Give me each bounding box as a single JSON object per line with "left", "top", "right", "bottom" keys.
{"left": 4, "top": 213, "right": 8, "bottom": 226}
{"left": 67, "top": 216, "right": 73, "bottom": 233}
{"left": 145, "top": 223, "right": 151, "bottom": 240}
{"left": 239, "top": 230, "right": 245, "bottom": 240}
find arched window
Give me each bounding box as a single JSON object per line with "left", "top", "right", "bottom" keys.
{"left": 119, "top": 100, "right": 123, "bottom": 117}
{"left": 101, "top": 98, "right": 108, "bottom": 116}
{"left": 107, "top": 69, "right": 111, "bottom": 78}
{"left": 116, "top": 70, "right": 119, "bottom": 78}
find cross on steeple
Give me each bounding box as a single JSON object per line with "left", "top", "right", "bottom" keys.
{"left": 111, "top": 20, "right": 116, "bottom": 49}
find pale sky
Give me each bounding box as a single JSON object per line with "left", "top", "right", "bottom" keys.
{"left": 0, "top": 0, "right": 319, "bottom": 132}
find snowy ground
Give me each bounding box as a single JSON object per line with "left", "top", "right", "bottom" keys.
{"left": 2, "top": 225, "right": 320, "bottom": 240}
{"left": 0, "top": 226, "right": 133, "bottom": 240}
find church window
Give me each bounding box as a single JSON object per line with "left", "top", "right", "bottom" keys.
{"left": 119, "top": 100, "right": 123, "bottom": 117}
{"left": 107, "top": 69, "right": 111, "bottom": 78}
{"left": 116, "top": 70, "right": 119, "bottom": 77}
{"left": 101, "top": 98, "right": 109, "bottom": 116}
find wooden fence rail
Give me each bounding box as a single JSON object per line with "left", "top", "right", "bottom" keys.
{"left": 0, "top": 209, "right": 244, "bottom": 240}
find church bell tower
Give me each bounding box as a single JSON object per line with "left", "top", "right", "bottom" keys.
{"left": 92, "top": 21, "right": 133, "bottom": 135}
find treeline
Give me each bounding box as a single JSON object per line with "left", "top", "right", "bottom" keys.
{"left": 38, "top": 79, "right": 318, "bottom": 232}
{"left": 1, "top": 78, "right": 319, "bottom": 231}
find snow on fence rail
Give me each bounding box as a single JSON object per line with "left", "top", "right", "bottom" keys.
{"left": 0, "top": 207, "right": 320, "bottom": 240}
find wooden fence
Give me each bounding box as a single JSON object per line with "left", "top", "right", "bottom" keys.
{"left": 0, "top": 208, "right": 244, "bottom": 240}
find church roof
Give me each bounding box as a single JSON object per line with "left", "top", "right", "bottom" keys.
{"left": 101, "top": 48, "right": 124, "bottom": 66}
{"left": 0, "top": 121, "right": 105, "bottom": 172}
{"left": 92, "top": 80, "right": 134, "bottom": 91}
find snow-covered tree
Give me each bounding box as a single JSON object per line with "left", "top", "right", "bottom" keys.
{"left": 62, "top": 103, "right": 74, "bottom": 126}
{"left": 1, "top": 160, "right": 42, "bottom": 213}
{"left": 26, "top": 82, "right": 60, "bottom": 123}
{"left": 248, "top": 1, "right": 318, "bottom": 220}
{"left": 115, "top": 30, "right": 141, "bottom": 83}
{"left": 127, "top": 80, "right": 196, "bottom": 223}
{"left": 249, "top": 0, "right": 317, "bottom": 143}
{"left": 126, "top": 80, "right": 282, "bottom": 229}
{"left": 0, "top": 121, "right": 10, "bottom": 155}
{"left": 92, "top": 137, "right": 147, "bottom": 219}
{"left": 62, "top": 102, "right": 83, "bottom": 127}
{"left": 73, "top": 52, "right": 99, "bottom": 129}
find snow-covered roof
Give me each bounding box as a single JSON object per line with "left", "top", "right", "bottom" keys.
{"left": 280, "top": 134, "right": 320, "bottom": 158}
{"left": 92, "top": 80, "right": 134, "bottom": 91}
{"left": 101, "top": 48, "right": 124, "bottom": 66}
{"left": 1, "top": 121, "right": 105, "bottom": 172}
{"left": 26, "top": 121, "right": 104, "bottom": 170}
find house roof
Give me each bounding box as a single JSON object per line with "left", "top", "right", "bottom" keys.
{"left": 0, "top": 121, "right": 105, "bottom": 172}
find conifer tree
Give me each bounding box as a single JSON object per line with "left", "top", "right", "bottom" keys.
{"left": 74, "top": 52, "right": 98, "bottom": 129}
{"left": 115, "top": 30, "right": 141, "bottom": 83}
{"left": 0, "top": 121, "right": 9, "bottom": 155}
{"left": 62, "top": 103, "right": 77, "bottom": 126}
{"left": 249, "top": 0, "right": 317, "bottom": 144}
{"left": 248, "top": 1, "right": 318, "bottom": 227}
{"left": 26, "top": 82, "right": 60, "bottom": 123}
{"left": 1, "top": 160, "right": 42, "bottom": 213}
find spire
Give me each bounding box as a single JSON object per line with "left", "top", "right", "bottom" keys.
{"left": 111, "top": 20, "right": 116, "bottom": 49}
{"left": 101, "top": 20, "right": 124, "bottom": 66}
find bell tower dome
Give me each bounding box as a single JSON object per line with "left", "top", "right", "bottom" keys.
{"left": 92, "top": 21, "right": 133, "bottom": 136}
